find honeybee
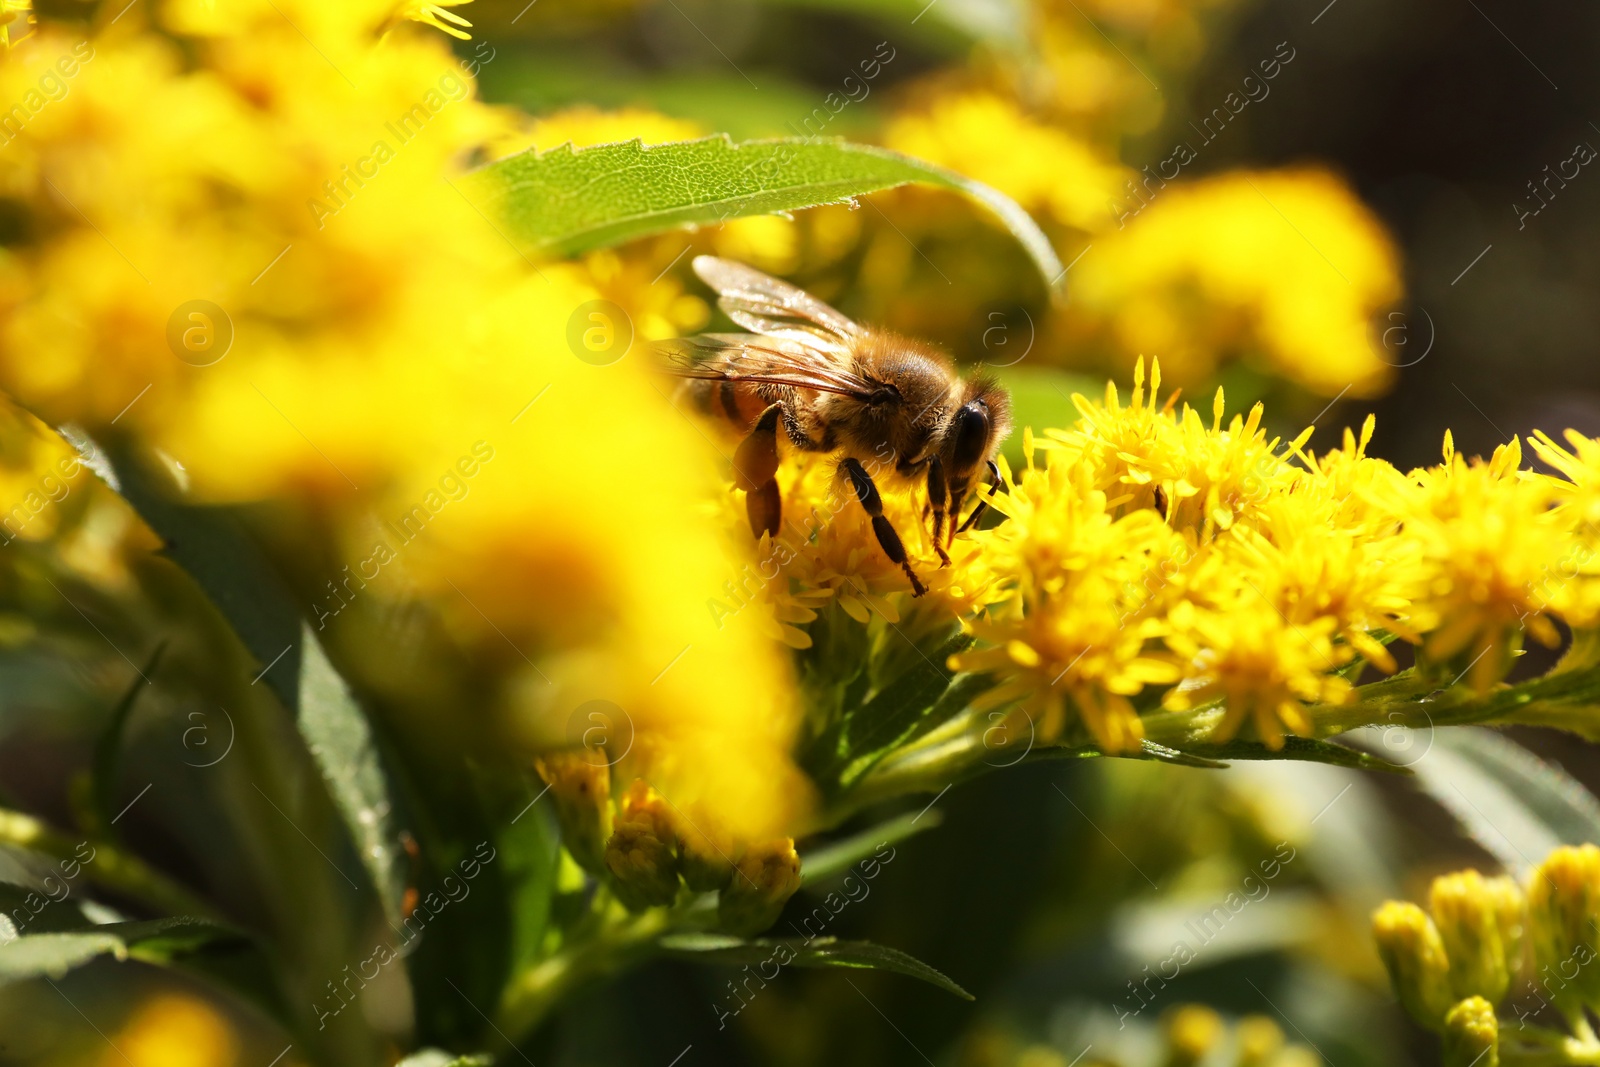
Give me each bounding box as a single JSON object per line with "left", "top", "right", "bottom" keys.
{"left": 663, "top": 256, "right": 1011, "bottom": 597}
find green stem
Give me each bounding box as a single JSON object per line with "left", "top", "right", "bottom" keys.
{"left": 0, "top": 807, "right": 219, "bottom": 920}
{"left": 494, "top": 906, "right": 673, "bottom": 1046}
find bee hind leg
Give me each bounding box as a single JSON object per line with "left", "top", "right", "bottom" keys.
{"left": 736, "top": 404, "right": 784, "bottom": 537}
{"left": 927, "top": 456, "right": 952, "bottom": 567}
{"left": 840, "top": 457, "right": 927, "bottom": 597}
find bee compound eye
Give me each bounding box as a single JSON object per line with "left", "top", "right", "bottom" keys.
{"left": 952, "top": 402, "right": 991, "bottom": 471}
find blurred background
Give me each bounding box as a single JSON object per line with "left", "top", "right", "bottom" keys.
{"left": 5, "top": 0, "right": 1600, "bottom": 1063}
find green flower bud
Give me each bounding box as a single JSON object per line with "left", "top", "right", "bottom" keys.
{"left": 1526, "top": 844, "right": 1600, "bottom": 1010}
{"left": 1373, "top": 901, "right": 1456, "bottom": 1028}
{"left": 533, "top": 750, "right": 612, "bottom": 875}
{"left": 1441, "top": 996, "right": 1498, "bottom": 1067}
{"left": 717, "top": 838, "right": 802, "bottom": 936}
{"left": 603, "top": 781, "right": 680, "bottom": 911}
{"left": 1430, "top": 870, "right": 1515, "bottom": 1005}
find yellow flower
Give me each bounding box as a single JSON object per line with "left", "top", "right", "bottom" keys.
{"left": 393, "top": 0, "right": 472, "bottom": 40}
{"left": 1387, "top": 434, "right": 1565, "bottom": 690}
{"left": 952, "top": 448, "right": 1183, "bottom": 753}
{"left": 108, "top": 994, "right": 238, "bottom": 1067}
{"left": 1072, "top": 170, "right": 1403, "bottom": 396}
{"left": 1527, "top": 429, "right": 1600, "bottom": 628}
{"left": 0, "top": 0, "right": 32, "bottom": 49}
{"left": 883, "top": 87, "right": 1128, "bottom": 233}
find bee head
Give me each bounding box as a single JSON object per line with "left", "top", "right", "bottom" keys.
{"left": 946, "top": 376, "right": 1012, "bottom": 480}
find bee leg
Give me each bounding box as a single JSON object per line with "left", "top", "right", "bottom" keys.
{"left": 841, "top": 457, "right": 927, "bottom": 597}
{"left": 735, "top": 404, "right": 783, "bottom": 538}
{"left": 927, "top": 456, "right": 952, "bottom": 567}
{"left": 956, "top": 460, "right": 1003, "bottom": 536}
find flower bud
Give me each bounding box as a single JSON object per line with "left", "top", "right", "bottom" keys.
{"left": 717, "top": 838, "right": 802, "bottom": 936}
{"left": 1429, "top": 870, "right": 1515, "bottom": 1004}
{"left": 532, "top": 750, "right": 611, "bottom": 875}
{"left": 1441, "top": 996, "right": 1498, "bottom": 1067}
{"left": 1373, "top": 901, "right": 1455, "bottom": 1028}
{"left": 603, "top": 780, "right": 680, "bottom": 911}
{"left": 1526, "top": 844, "right": 1600, "bottom": 1010}
{"left": 1236, "top": 1016, "right": 1284, "bottom": 1067}
{"left": 1161, "top": 1005, "right": 1221, "bottom": 1067}
{"left": 674, "top": 816, "right": 739, "bottom": 893}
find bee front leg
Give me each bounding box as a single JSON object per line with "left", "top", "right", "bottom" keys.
{"left": 956, "top": 460, "right": 1003, "bottom": 537}
{"left": 926, "top": 456, "right": 952, "bottom": 568}
{"left": 840, "top": 457, "right": 927, "bottom": 598}
{"left": 735, "top": 404, "right": 783, "bottom": 537}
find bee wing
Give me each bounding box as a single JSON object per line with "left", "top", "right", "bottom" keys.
{"left": 692, "top": 256, "right": 861, "bottom": 358}
{"left": 658, "top": 334, "right": 884, "bottom": 399}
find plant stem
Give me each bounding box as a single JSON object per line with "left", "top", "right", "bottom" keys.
{"left": 494, "top": 907, "right": 672, "bottom": 1046}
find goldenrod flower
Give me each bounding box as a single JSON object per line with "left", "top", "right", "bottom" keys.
{"left": 1390, "top": 434, "right": 1566, "bottom": 690}
{"left": 0, "top": 7, "right": 808, "bottom": 842}
{"left": 393, "top": 0, "right": 473, "bottom": 39}
{"left": 953, "top": 450, "right": 1182, "bottom": 753}
{"left": 1072, "top": 170, "right": 1403, "bottom": 397}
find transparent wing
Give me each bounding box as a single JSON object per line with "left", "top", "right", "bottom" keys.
{"left": 657, "top": 334, "right": 885, "bottom": 400}
{"left": 692, "top": 256, "right": 861, "bottom": 357}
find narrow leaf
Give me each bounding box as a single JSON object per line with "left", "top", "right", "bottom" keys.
{"left": 1177, "top": 736, "right": 1411, "bottom": 774}
{"left": 90, "top": 644, "right": 165, "bottom": 837}
{"left": 465, "top": 136, "right": 1065, "bottom": 297}
{"left": 800, "top": 810, "right": 941, "bottom": 886}
{"left": 658, "top": 933, "right": 972, "bottom": 999}
{"left": 1407, "top": 728, "right": 1600, "bottom": 876}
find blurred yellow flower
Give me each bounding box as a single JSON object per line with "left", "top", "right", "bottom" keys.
{"left": 1072, "top": 169, "right": 1403, "bottom": 396}
{"left": 107, "top": 994, "right": 238, "bottom": 1067}
{"left": 0, "top": 4, "right": 806, "bottom": 838}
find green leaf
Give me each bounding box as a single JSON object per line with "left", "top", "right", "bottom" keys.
{"left": 464, "top": 136, "right": 1064, "bottom": 298}
{"left": 297, "top": 624, "right": 409, "bottom": 926}
{"left": 1407, "top": 728, "right": 1600, "bottom": 877}
{"left": 90, "top": 644, "right": 165, "bottom": 838}
{"left": 91, "top": 440, "right": 409, "bottom": 926}
{"left": 1175, "top": 736, "right": 1412, "bottom": 774}
{"left": 0, "top": 917, "right": 240, "bottom": 987}
{"left": 799, "top": 810, "right": 941, "bottom": 886}
{"left": 658, "top": 933, "right": 973, "bottom": 999}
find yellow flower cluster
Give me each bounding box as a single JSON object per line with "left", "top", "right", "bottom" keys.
{"left": 716, "top": 358, "right": 1599, "bottom": 756}
{"left": 0, "top": 1, "right": 805, "bottom": 838}
{"left": 1069, "top": 169, "right": 1404, "bottom": 396}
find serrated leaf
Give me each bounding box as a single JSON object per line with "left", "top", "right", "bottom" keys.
{"left": 658, "top": 933, "right": 972, "bottom": 999}
{"left": 465, "top": 136, "right": 1064, "bottom": 297}
{"left": 800, "top": 810, "right": 941, "bottom": 886}
{"left": 1408, "top": 728, "right": 1600, "bottom": 876}
{"left": 0, "top": 917, "right": 240, "bottom": 987}
{"left": 297, "top": 624, "right": 408, "bottom": 926}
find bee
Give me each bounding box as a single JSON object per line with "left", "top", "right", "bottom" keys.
{"left": 662, "top": 256, "right": 1011, "bottom": 597}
